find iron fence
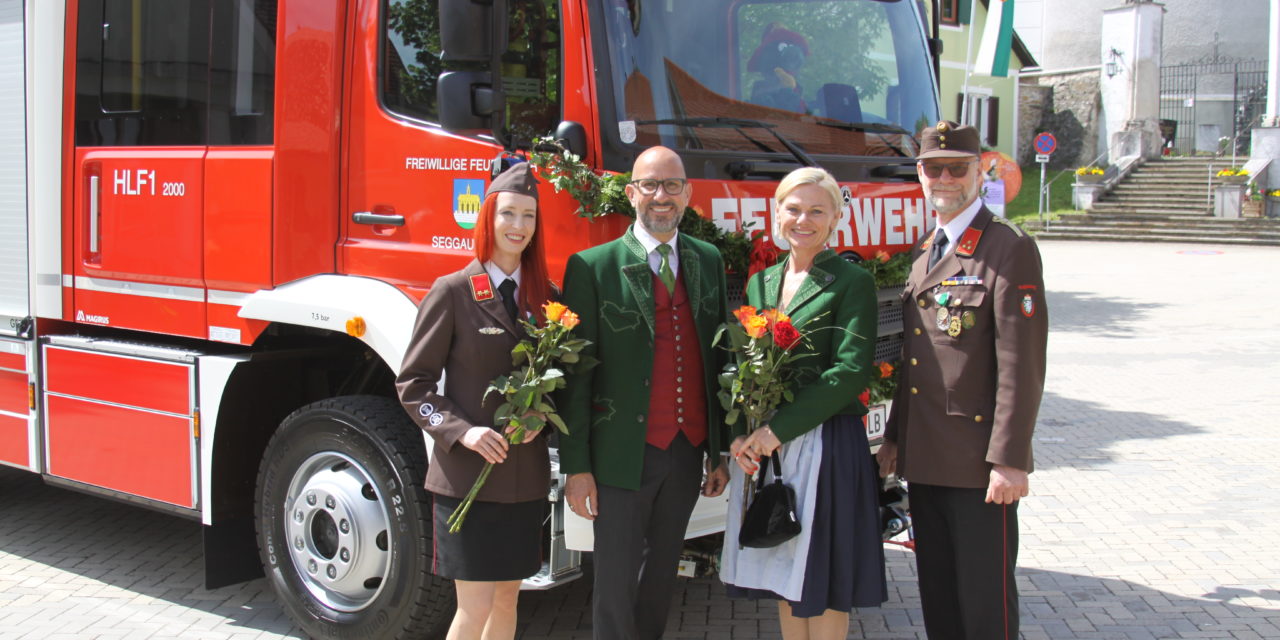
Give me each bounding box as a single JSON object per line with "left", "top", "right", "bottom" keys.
{"left": 1160, "top": 57, "right": 1268, "bottom": 156}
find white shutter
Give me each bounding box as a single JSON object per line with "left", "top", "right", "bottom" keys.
{"left": 0, "top": 0, "right": 27, "bottom": 331}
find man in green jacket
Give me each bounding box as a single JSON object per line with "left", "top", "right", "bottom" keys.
{"left": 560, "top": 146, "right": 730, "bottom": 640}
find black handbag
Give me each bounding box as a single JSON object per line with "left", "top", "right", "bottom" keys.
{"left": 738, "top": 453, "right": 802, "bottom": 548}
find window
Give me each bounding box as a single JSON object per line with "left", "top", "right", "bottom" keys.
{"left": 208, "top": 0, "right": 278, "bottom": 145}
{"left": 382, "top": 0, "right": 562, "bottom": 136}
{"left": 75, "top": 0, "right": 277, "bottom": 146}
{"left": 501, "top": 1, "right": 562, "bottom": 140}
{"left": 939, "top": 0, "right": 959, "bottom": 26}
{"left": 956, "top": 92, "right": 999, "bottom": 146}
{"left": 382, "top": 0, "right": 444, "bottom": 122}
{"left": 940, "top": 0, "right": 971, "bottom": 27}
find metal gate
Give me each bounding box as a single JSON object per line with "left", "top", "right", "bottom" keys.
{"left": 1160, "top": 56, "right": 1268, "bottom": 156}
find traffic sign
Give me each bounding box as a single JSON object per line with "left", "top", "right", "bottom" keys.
{"left": 1033, "top": 132, "right": 1057, "bottom": 155}
{"left": 1035, "top": 154, "right": 1050, "bottom": 163}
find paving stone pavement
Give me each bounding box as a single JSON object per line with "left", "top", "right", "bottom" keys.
{"left": 1, "top": 240, "right": 1278, "bottom": 639}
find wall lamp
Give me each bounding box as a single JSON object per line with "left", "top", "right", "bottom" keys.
{"left": 1106, "top": 48, "right": 1124, "bottom": 78}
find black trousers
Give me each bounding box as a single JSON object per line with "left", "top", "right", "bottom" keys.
{"left": 591, "top": 432, "right": 704, "bottom": 640}
{"left": 910, "top": 483, "right": 1020, "bottom": 640}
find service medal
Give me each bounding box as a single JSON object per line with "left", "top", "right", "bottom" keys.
{"left": 947, "top": 316, "right": 962, "bottom": 337}
{"left": 936, "top": 308, "right": 950, "bottom": 330}
{"left": 961, "top": 310, "right": 976, "bottom": 329}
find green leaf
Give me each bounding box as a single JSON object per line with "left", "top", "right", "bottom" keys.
{"left": 725, "top": 407, "right": 740, "bottom": 425}
{"left": 547, "top": 412, "right": 570, "bottom": 435}
{"left": 522, "top": 415, "right": 547, "bottom": 433}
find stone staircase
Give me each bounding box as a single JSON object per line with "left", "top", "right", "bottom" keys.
{"left": 1035, "top": 157, "right": 1280, "bottom": 246}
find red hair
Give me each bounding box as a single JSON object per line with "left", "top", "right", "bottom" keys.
{"left": 473, "top": 192, "right": 553, "bottom": 322}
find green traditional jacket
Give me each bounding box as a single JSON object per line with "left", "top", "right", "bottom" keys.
{"left": 558, "top": 227, "right": 729, "bottom": 490}
{"left": 742, "top": 248, "right": 878, "bottom": 443}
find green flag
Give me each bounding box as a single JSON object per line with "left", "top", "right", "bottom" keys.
{"left": 974, "top": 0, "right": 1015, "bottom": 77}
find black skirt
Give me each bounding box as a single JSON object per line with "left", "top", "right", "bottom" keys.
{"left": 431, "top": 493, "right": 546, "bottom": 581}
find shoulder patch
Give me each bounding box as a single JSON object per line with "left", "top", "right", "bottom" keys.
{"left": 990, "top": 216, "right": 1026, "bottom": 238}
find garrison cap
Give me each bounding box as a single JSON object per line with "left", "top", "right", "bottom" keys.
{"left": 917, "top": 120, "right": 982, "bottom": 159}
{"left": 486, "top": 161, "right": 540, "bottom": 201}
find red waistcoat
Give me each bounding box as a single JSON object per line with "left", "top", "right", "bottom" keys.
{"left": 646, "top": 272, "right": 708, "bottom": 449}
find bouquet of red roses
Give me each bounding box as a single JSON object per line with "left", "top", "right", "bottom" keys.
{"left": 447, "top": 301, "right": 596, "bottom": 533}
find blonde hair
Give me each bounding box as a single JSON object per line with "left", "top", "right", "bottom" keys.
{"left": 773, "top": 167, "right": 843, "bottom": 238}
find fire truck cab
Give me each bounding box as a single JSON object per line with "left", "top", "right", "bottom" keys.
{"left": 0, "top": 0, "right": 938, "bottom": 637}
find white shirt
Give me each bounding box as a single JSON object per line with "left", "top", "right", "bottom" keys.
{"left": 631, "top": 223, "right": 680, "bottom": 277}
{"left": 483, "top": 261, "right": 522, "bottom": 291}
{"left": 933, "top": 197, "right": 984, "bottom": 257}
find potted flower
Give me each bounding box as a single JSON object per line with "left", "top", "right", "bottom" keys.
{"left": 1074, "top": 165, "right": 1106, "bottom": 184}
{"left": 1216, "top": 167, "right": 1250, "bottom": 185}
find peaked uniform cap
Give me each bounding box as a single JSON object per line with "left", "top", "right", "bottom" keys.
{"left": 917, "top": 120, "right": 982, "bottom": 159}
{"left": 486, "top": 161, "right": 540, "bottom": 201}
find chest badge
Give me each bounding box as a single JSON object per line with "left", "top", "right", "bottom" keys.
{"left": 479, "top": 326, "right": 505, "bottom": 335}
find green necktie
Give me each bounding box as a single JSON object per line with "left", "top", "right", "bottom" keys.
{"left": 656, "top": 244, "right": 675, "bottom": 295}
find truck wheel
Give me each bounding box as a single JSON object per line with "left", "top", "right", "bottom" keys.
{"left": 256, "top": 396, "right": 454, "bottom": 639}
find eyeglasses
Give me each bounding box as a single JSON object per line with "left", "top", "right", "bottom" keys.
{"left": 920, "top": 161, "right": 975, "bottom": 179}
{"left": 629, "top": 178, "right": 688, "bottom": 195}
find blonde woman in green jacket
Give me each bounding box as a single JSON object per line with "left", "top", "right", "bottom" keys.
{"left": 721, "top": 167, "right": 887, "bottom": 639}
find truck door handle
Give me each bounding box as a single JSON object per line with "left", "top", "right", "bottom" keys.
{"left": 352, "top": 211, "right": 405, "bottom": 226}
{"left": 89, "top": 175, "right": 101, "bottom": 253}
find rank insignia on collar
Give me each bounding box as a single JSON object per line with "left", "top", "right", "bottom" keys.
{"left": 470, "top": 274, "right": 495, "bottom": 302}
{"left": 955, "top": 227, "right": 983, "bottom": 257}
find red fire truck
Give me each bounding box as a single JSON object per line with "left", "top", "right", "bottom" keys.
{"left": 0, "top": 0, "right": 939, "bottom": 637}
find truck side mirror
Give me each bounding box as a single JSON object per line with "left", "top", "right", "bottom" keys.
{"left": 439, "top": 0, "right": 508, "bottom": 62}
{"left": 438, "top": 71, "right": 498, "bottom": 132}
{"left": 555, "top": 121, "right": 589, "bottom": 159}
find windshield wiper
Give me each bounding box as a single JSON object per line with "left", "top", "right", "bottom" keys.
{"left": 636, "top": 117, "right": 820, "bottom": 169}
{"left": 815, "top": 120, "right": 914, "bottom": 158}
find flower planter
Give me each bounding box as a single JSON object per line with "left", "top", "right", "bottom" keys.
{"left": 1217, "top": 174, "right": 1249, "bottom": 185}
{"left": 1075, "top": 173, "right": 1105, "bottom": 184}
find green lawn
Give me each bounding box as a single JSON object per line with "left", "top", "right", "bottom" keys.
{"left": 1002, "top": 165, "right": 1082, "bottom": 227}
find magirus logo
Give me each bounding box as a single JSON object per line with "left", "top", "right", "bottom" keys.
{"left": 75, "top": 310, "right": 110, "bottom": 325}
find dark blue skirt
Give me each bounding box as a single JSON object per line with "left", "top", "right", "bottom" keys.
{"left": 726, "top": 415, "right": 888, "bottom": 617}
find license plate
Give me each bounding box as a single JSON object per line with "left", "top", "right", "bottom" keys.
{"left": 864, "top": 403, "right": 888, "bottom": 443}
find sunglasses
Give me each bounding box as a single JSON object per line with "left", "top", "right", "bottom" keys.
{"left": 920, "top": 161, "right": 976, "bottom": 179}
{"left": 629, "top": 178, "right": 688, "bottom": 196}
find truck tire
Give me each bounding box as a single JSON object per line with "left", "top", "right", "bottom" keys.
{"left": 256, "top": 396, "right": 454, "bottom": 639}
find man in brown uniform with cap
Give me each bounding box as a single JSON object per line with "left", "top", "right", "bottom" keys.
{"left": 877, "top": 121, "right": 1048, "bottom": 639}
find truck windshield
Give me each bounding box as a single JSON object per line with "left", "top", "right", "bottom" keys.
{"left": 596, "top": 0, "right": 938, "bottom": 158}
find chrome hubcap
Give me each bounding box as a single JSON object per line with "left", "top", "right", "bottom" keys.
{"left": 284, "top": 452, "right": 390, "bottom": 612}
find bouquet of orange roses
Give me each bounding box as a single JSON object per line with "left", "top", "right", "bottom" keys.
{"left": 714, "top": 305, "right": 815, "bottom": 518}
{"left": 447, "top": 301, "right": 597, "bottom": 533}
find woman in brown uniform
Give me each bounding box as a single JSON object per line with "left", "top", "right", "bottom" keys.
{"left": 396, "top": 162, "right": 554, "bottom": 640}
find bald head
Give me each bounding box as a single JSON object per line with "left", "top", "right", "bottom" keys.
{"left": 632, "top": 146, "right": 685, "bottom": 178}
{"left": 626, "top": 146, "right": 691, "bottom": 242}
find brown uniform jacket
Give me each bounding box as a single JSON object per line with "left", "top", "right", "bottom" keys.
{"left": 884, "top": 207, "right": 1048, "bottom": 488}
{"left": 396, "top": 260, "right": 551, "bottom": 503}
